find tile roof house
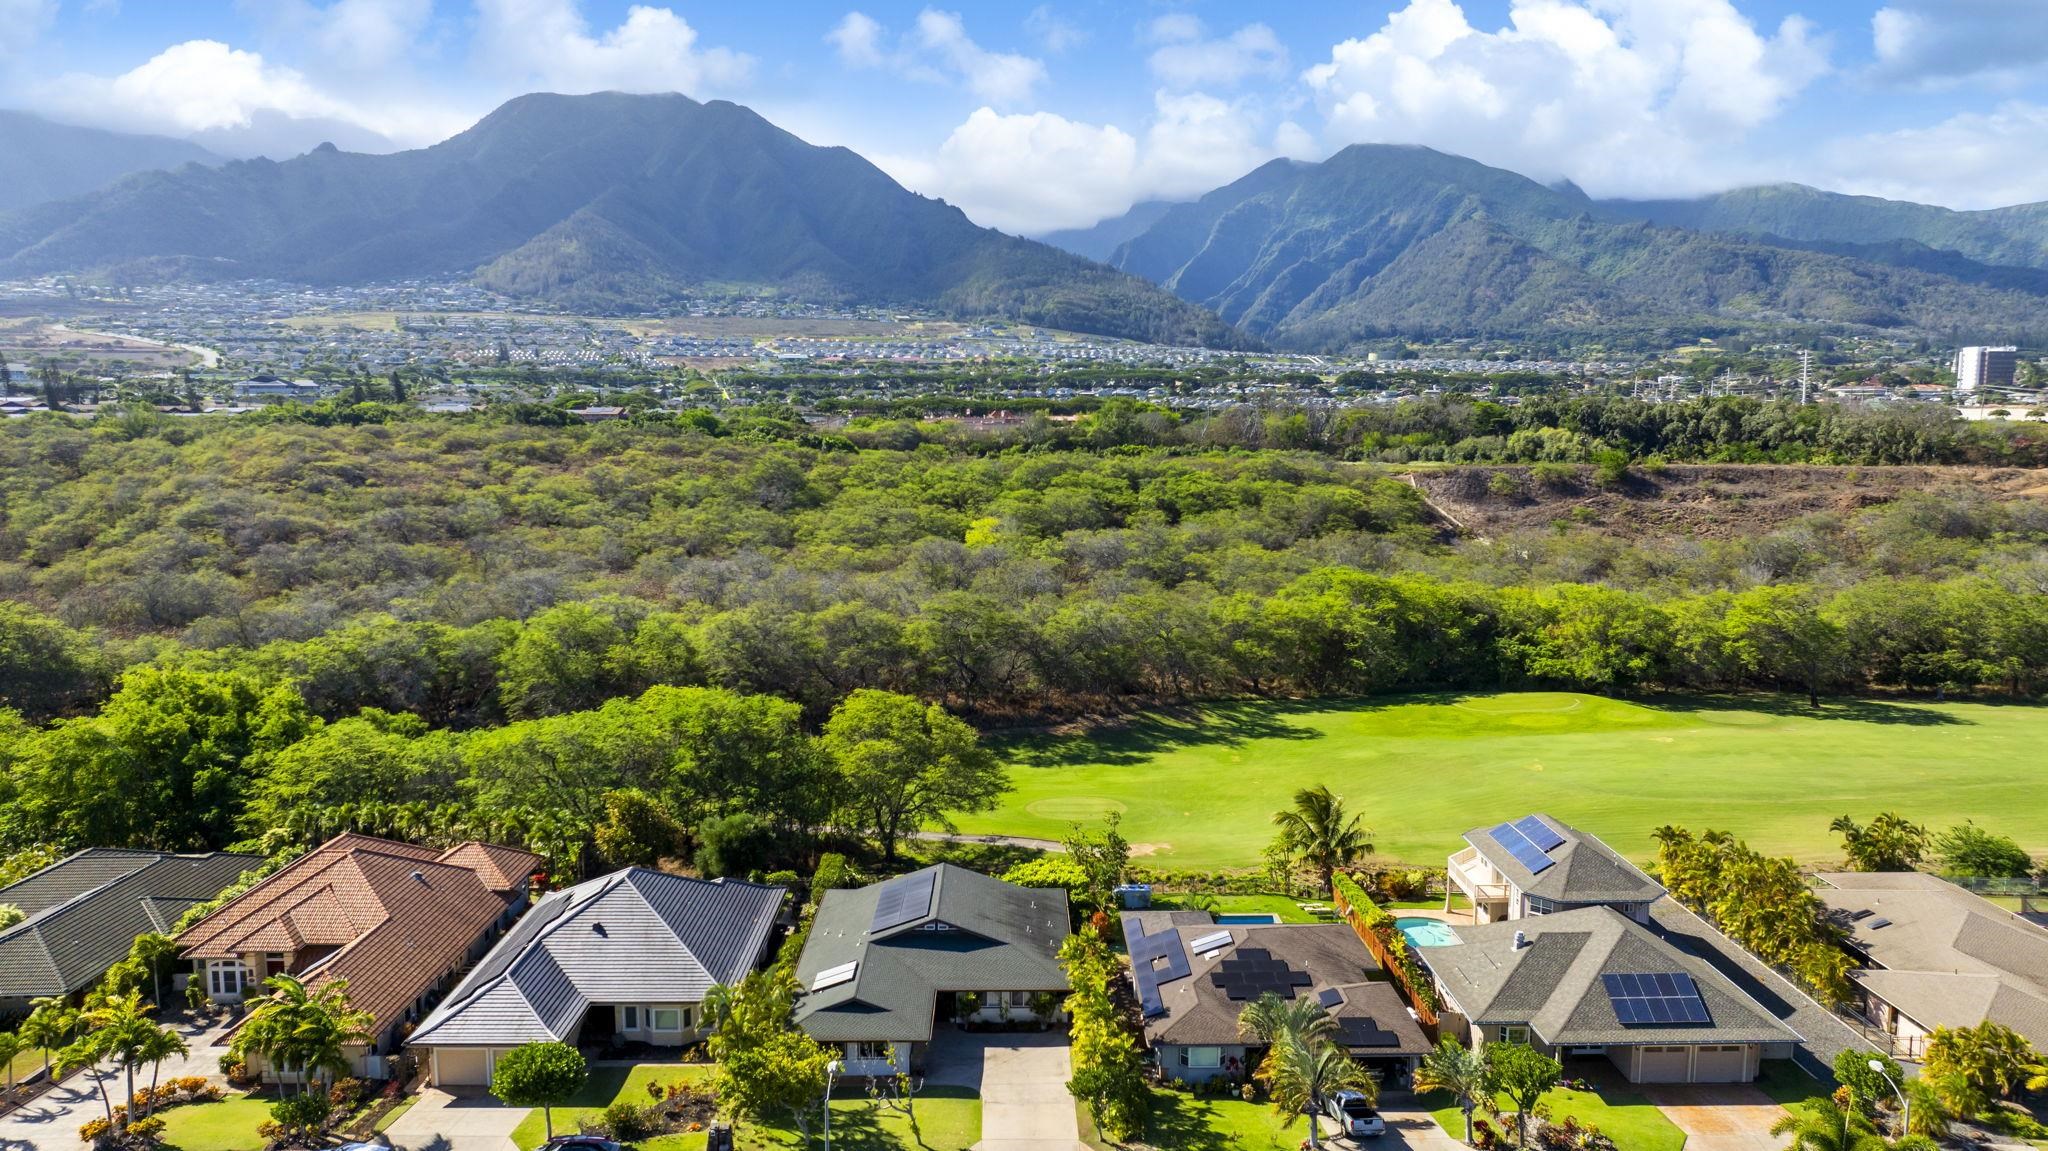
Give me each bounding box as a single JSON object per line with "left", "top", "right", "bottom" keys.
{"left": 1814, "top": 871, "right": 2048, "bottom": 1059}
{"left": 176, "top": 833, "right": 540, "bottom": 1079}
{"left": 1416, "top": 905, "right": 1800, "bottom": 1084}
{"left": 1447, "top": 814, "right": 1666, "bottom": 925}
{"left": 0, "top": 848, "right": 259, "bottom": 1015}
{"left": 1119, "top": 910, "right": 1432, "bottom": 1087}
{"left": 408, "top": 868, "right": 786, "bottom": 1087}
{"left": 793, "top": 864, "right": 1070, "bottom": 1077}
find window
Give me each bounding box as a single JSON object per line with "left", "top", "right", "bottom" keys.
{"left": 208, "top": 963, "right": 244, "bottom": 997}
{"left": 1502, "top": 1027, "right": 1530, "bottom": 1045}
{"left": 682, "top": 1008, "right": 693, "bottom": 1030}
{"left": 1186, "top": 1047, "right": 1222, "bottom": 1069}
{"left": 1007, "top": 992, "right": 1032, "bottom": 1007}
{"left": 621, "top": 1006, "right": 640, "bottom": 1030}
{"left": 1524, "top": 896, "right": 1559, "bottom": 916}
{"left": 652, "top": 1009, "right": 683, "bottom": 1032}
{"left": 853, "top": 1042, "right": 892, "bottom": 1062}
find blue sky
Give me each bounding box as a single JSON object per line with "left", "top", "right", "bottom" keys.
{"left": 5, "top": 0, "right": 2047, "bottom": 233}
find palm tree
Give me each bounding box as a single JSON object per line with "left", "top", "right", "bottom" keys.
{"left": 1413, "top": 1038, "right": 1490, "bottom": 1145}
{"left": 1237, "top": 992, "right": 1338, "bottom": 1088}
{"left": 1257, "top": 1032, "right": 1372, "bottom": 1150}
{"left": 1271, "top": 785, "right": 1372, "bottom": 895}
{"left": 85, "top": 990, "right": 167, "bottom": 1127}
{"left": 1769, "top": 1089, "right": 1891, "bottom": 1151}
{"left": 19, "top": 996, "right": 78, "bottom": 1080}
{"left": 233, "top": 974, "right": 373, "bottom": 1098}
{"left": 0, "top": 1031, "right": 21, "bottom": 1096}
{"left": 137, "top": 1026, "right": 189, "bottom": 1116}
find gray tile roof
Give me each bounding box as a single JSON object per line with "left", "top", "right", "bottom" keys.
{"left": 1119, "top": 912, "right": 1432, "bottom": 1056}
{"left": 1465, "top": 815, "right": 1665, "bottom": 906}
{"left": 408, "top": 868, "right": 786, "bottom": 1047}
{"left": 1814, "top": 871, "right": 2048, "bottom": 1050}
{"left": 0, "top": 849, "right": 259, "bottom": 999}
{"left": 793, "top": 864, "right": 1070, "bottom": 1043}
{"left": 1421, "top": 906, "right": 1800, "bottom": 1047}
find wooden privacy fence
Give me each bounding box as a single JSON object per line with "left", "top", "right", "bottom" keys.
{"left": 1331, "top": 873, "right": 1440, "bottom": 1027}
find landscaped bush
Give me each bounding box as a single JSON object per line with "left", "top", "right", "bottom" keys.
{"left": 592, "top": 1100, "right": 661, "bottom": 1141}
{"left": 1331, "top": 873, "right": 1439, "bottom": 1014}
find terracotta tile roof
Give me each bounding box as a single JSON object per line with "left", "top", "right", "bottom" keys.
{"left": 176, "top": 833, "right": 541, "bottom": 1037}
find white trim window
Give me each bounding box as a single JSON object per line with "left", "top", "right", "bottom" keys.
{"left": 1501, "top": 1026, "right": 1531, "bottom": 1045}
{"left": 207, "top": 961, "right": 246, "bottom": 998}
{"left": 853, "top": 1041, "right": 892, "bottom": 1062}
{"left": 651, "top": 1008, "right": 683, "bottom": 1033}
{"left": 1183, "top": 1047, "right": 1222, "bottom": 1069}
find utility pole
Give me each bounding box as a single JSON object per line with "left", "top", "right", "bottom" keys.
{"left": 1798, "top": 350, "right": 1813, "bottom": 404}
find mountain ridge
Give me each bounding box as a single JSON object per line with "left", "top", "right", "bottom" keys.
{"left": 0, "top": 110, "right": 220, "bottom": 216}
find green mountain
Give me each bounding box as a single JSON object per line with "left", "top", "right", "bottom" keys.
{"left": 1101, "top": 145, "right": 2048, "bottom": 349}
{"left": 1036, "top": 199, "right": 1181, "bottom": 262}
{"left": 0, "top": 110, "right": 218, "bottom": 215}
{"left": 1599, "top": 183, "right": 2048, "bottom": 271}
{"left": 0, "top": 93, "right": 1244, "bottom": 348}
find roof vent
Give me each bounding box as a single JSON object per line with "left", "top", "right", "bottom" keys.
{"left": 591, "top": 922, "right": 607, "bottom": 937}
{"left": 1512, "top": 930, "right": 1528, "bottom": 950}
{"left": 412, "top": 870, "right": 426, "bottom": 883}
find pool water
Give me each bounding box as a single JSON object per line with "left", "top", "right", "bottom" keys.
{"left": 1214, "top": 913, "right": 1282, "bottom": 924}
{"left": 1395, "top": 916, "right": 1460, "bottom": 948}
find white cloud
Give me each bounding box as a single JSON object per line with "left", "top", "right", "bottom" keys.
{"left": 828, "top": 11, "right": 886, "bottom": 68}
{"left": 1147, "top": 17, "right": 1288, "bottom": 90}
{"left": 880, "top": 91, "right": 1311, "bottom": 234}
{"left": 1813, "top": 101, "right": 2048, "bottom": 210}
{"left": 1025, "top": 6, "right": 1086, "bottom": 54}
{"left": 474, "top": 0, "right": 754, "bottom": 96}
{"left": 829, "top": 8, "right": 1046, "bottom": 107}
{"left": 1869, "top": 0, "right": 2048, "bottom": 87}
{"left": 0, "top": 0, "right": 56, "bottom": 62}
{"left": 911, "top": 9, "right": 1046, "bottom": 105}
{"left": 47, "top": 40, "right": 363, "bottom": 136}
{"left": 249, "top": 0, "right": 434, "bottom": 71}
{"left": 1302, "top": 0, "right": 1827, "bottom": 198}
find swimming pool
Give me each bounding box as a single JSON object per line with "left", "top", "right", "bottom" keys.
{"left": 1395, "top": 916, "right": 1460, "bottom": 948}
{"left": 1215, "top": 913, "right": 1282, "bottom": 924}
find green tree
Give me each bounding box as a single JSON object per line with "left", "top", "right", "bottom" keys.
{"left": 1271, "top": 784, "right": 1373, "bottom": 896}
{"left": 1832, "top": 1049, "right": 1904, "bottom": 1118}
{"left": 1923, "top": 1020, "right": 2037, "bottom": 1114}
{"left": 1830, "top": 812, "right": 1928, "bottom": 872}
{"left": 1256, "top": 1031, "right": 1371, "bottom": 1150}
{"left": 0, "top": 903, "right": 21, "bottom": 930}
{"left": 592, "top": 787, "right": 683, "bottom": 868}
{"left": 821, "top": 690, "right": 1007, "bottom": 862}
{"left": 1769, "top": 1089, "right": 1891, "bottom": 1151}
{"left": 1483, "top": 1042, "right": 1561, "bottom": 1150}
{"left": 489, "top": 1042, "right": 588, "bottom": 1140}
{"left": 1932, "top": 822, "right": 2035, "bottom": 879}
{"left": 230, "top": 974, "right": 373, "bottom": 1099}
{"left": 1060, "top": 928, "right": 1149, "bottom": 1142}
{"left": 0, "top": 1030, "right": 20, "bottom": 1095}
{"left": 706, "top": 968, "right": 833, "bottom": 1143}
{"left": 1060, "top": 813, "right": 1131, "bottom": 913}
{"left": 1724, "top": 585, "right": 1848, "bottom": 707}
{"left": 18, "top": 997, "right": 77, "bottom": 1080}
{"left": 1413, "top": 1038, "right": 1490, "bottom": 1145}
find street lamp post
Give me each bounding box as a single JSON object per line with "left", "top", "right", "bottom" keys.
{"left": 824, "top": 1057, "right": 843, "bottom": 1151}
{"left": 1869, "top": 1058, "right": 1909, "bottom": 1139}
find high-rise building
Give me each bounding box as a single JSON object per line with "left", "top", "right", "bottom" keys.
{"left": 1953, "top": 345, "right": 2018, "bottom": 394}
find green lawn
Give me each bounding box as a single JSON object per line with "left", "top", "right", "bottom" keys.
{"left": 510, "top": 1065, "right": 978, "bottom": 1151}
{"left": 156, "top": 1094, "right": 271, "bottom": 1151}
{"left": 1755, "top": 1061, "right": 1833, "bottom": 1108}
{"left": 1423, "top": 1086, "right": 1686, "bottom": 1151}
{"left": 956, "top": 692, "right": 2048, "bottom": 867}
{"left": 1139, "top": 1091, "right": 1316, "bottom": 1151}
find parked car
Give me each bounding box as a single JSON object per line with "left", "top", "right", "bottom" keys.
{"left": 1323, "top": 1090, "right": 1386, "bottom": 1138}
{"left": 540, "top": 1139, "right": 625, "bottom": 1151}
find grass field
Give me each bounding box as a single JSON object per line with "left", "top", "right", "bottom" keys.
{"left": 953, "top": 692, "right": 2048, "bottom": 868}
{"left": 157, "top": 1094, "right": 270, "bottom": 1151}
{"left": 1424, "top": 1086, "right": 1686, "bottom": 1151}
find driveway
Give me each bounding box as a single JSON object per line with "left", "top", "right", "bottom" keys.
{"left": 382, "top": 1088, "right": 525, "bottom": 1151}
{"left": 926, "top": 1029, "right": 1085, "bottom": 1151}
{"left": 0, "top": 1014, "right": 233, "bottom": 1151}
{"left": 1641, "top": 1084, "right": 1786, "bottom": 1151}
{"left": 1369, "top": 1101, "right": 1471, "bottom": 1151}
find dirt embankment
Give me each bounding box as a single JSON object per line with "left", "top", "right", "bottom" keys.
{"left": 1407, "top": 464, "right": 2048, "bottom": 540}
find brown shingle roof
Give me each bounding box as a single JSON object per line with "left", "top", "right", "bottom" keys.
{"left": 176, "top": 833, "right": 540, "bottom": 1037}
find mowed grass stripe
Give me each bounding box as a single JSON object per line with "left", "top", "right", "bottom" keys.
{"left": 952, "top": 693, "right": 2044, "bottom": 869}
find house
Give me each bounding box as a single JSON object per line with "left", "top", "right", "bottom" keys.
{"left": 1814, "top": 871, "right": 2048, "bottom": 1059}
{"left": 1120, "top": 910, "right": 1432, "bottom": 1087}
{"left": 1415, "top": 905, "right": 1799, "bottom": 1084}
{"left": 0, "top": 848, "right": 258, "bottom": 1016}
{"left": 793, "top": 864, "right": 1070, "bottom": 1077}
{"left": 176, "top": 833, "right": 541, "bottom": 1079}
{"left": 230, "top": 376, "right": 322, "bottom": 400}
{"left": 1446, "top": 814, "right": 1665, "bottom": 924}
{"left": 407, "top": 868, "right": 786, "bottom": 1087}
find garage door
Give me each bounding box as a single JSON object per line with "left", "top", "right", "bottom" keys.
{"left": 1692, "top": 1045, "right": 1748, "bottom": 1083}
{"left": 1637, "top": 1046, "right": 1690, "bottom": 1083}
{"left": 433, "top": 1047, "right": 493, "bottom": 1087}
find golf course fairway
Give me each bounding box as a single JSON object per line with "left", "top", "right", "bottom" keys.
{"left": 950, "top": 692, "right": 2047, "bottom": 869}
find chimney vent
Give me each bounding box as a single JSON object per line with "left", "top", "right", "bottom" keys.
{"left": 1512, "top": 930, "right": 1528, "bottom": 950}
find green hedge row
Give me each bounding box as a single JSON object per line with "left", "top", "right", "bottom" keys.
{"left": 1332, "top": 873, "right": 1439, "bottom": 1015}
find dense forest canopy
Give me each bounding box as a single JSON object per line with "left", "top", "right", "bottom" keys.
{"left": 0, "top": 400, "right": 2043, "bottom": 872}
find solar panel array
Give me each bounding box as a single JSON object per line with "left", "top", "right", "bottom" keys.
{"left": 1513, "top": 815, "right": 1566, "bottom": 852}
{"left": 811, "top": 961, "right": 857, "bottom": 991}
{"left": 1188, "top": 930, "right": 1233, "bottom": 954}
{"left": 1129, "top": 922, "right": 1192, "bottom": 1018}
{"left": 1208, "top": 948, "right": 1313, "bottom": 1001}
{"left": 1316, "top": 987, "right": 1344, "bottom": 1009}
{"left": 870, "top": 869, "right": 937, "bottom": 933}
{"left": 1489, "top": 822, "right": 1557, "bottom": 875}
{"left": 1335, "top": 1016, "right": 1400, "bottom": 1048}
{"left": 1601, "top": 972, "right": 1711, "bottom": 1025}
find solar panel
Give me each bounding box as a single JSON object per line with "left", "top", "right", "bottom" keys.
{"left": 1489, "top": 822, "right": 1557, "bottom": 875}
{"left": 1127, "top": 920, "right": 1193, "bottom": 1019}
{"left": 810, "top": 961, "right": 857, "bottom": 991}
{"left": 1336, "top": 1016, "right": 1399, "bottom": 1048}
{"left": 1513, "top": 815, "right": 1566, "bottom": 853}
{"left": 1849, "top": 909, "right": 1875, "bottom": 922}
{"left": 1189, "top": 930, "right": 1233, "bottom": 954}
{"left": 1317, "top": 988, "right": 1344, "bottom": 1008}
{"left": 869, "top": 869, "right": 937, "bottom": 933}
{"left": 1867, "top": 918, "right": 1891, "bottom": 930}
{"left": 1601, "top": 972, "right": 1710, "bottom": 1027}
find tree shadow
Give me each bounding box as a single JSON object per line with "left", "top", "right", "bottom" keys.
{"left": 1000, "top": 699, "right": 1341, "bottom": 768}
{"left": 1137, "top": 1093, "right": 1231, "bottom": 1151}
{"left": 1652, "top": 693, "right": 1973, "bottom": 727}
